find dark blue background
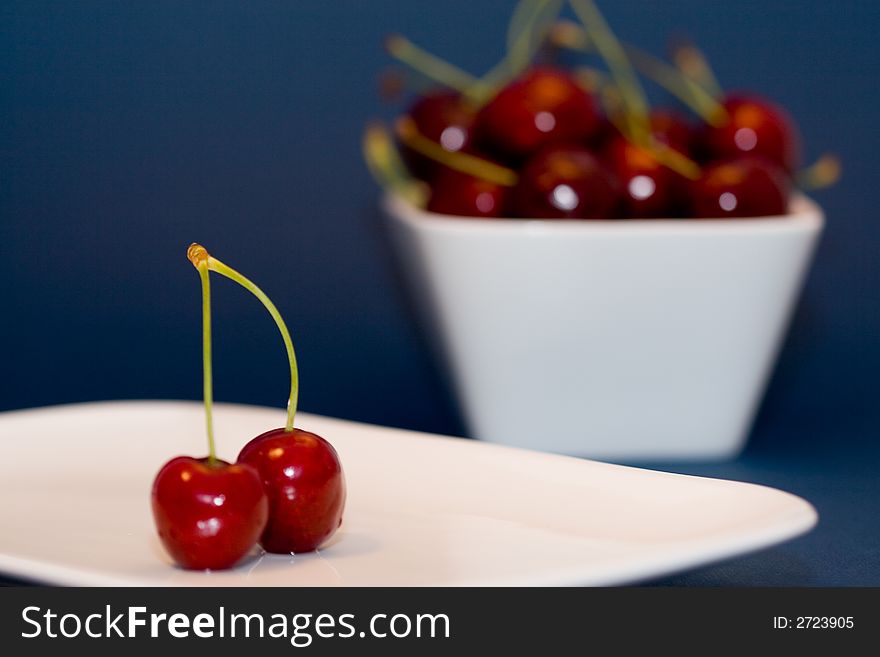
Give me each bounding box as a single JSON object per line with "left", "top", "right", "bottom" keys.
{"left": 1, "top": 1, "right": 878, "bottom": 585}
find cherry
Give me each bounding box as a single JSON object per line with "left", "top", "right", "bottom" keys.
{"left": 151, "top": 245, "right": 268, "bottom": 570}
{"left": 648, "top": 109, "right": 693, "bottom": 155}
{"left": 393, "top": 114, "right": 514, "bottom": 217}
{"left": 474, "top": 67, "right": 602, "bottom": 161}
{"left": 427, "top": 168, "right": 507, "bottom": 217}
{"left": 238, "top": 428, "right": 345, "bottom": 554}
{"left": 508, "top": 144, "right": 619, "bottom": 219}
{"left": 689, "top": 156, "right": 790, "bottom": 218}
{"left": 401, "top": 92, "right": 475, "bottom": 180}
{"left": 363, "top": 122, "right": 430, "bottom": 208}
{"left": 187, "top": 244, "right": 347, "bottom": 554}
{"left": 584, "top": 115, "right": 619, "bottom": 152}
{"left": 587, "top": 109, "right": 691, "bottom": 154}
{"left": 605, "top": 136, "right": 683, "bottom": 218}
{"left": 151, "top": 457, "right": 267, "bottom": 570}
{"left": 699, "top": 94, "right": 801, "bottom": 173}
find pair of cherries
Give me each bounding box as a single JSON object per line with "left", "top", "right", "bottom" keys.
{"left": 403, "top": 67, "right": 796, "bottom": 220}
{"left": 151, "top": 245, "right": 345, "bottom": 570}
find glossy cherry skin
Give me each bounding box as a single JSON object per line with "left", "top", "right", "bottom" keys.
{"left": 402, "top": 91, "right": 475, "bottom": 180}
{"left": 699, "top": 94, "right": 801, "bottom": 173}
{"left": 648, "top": 109, "right": 694, "bottom": 155}
{"left": 689, "top": 156, "right": 790, "bottom": 218}
{"left": 584, "top": 116, "right": 618, "bottom": 152}
{"left": 605, "top": 136, "right": 684, "bottom": 218}
{"left": 151, "top": 456, "right": 268, "bottom": 570}
{"left": 427, "top": 168, "right": 507, "bottom": 217}
{"left": 509, "top": 144, "right": 619, "bottom": 219}
{"left": 588, "top": 110, "right": 692, "bottom": 154}
{"left": 474, "top": 67, "right": 601, "bottom": 161}
{"left": 237, "top": 428, "right": 345, "bottom": 554}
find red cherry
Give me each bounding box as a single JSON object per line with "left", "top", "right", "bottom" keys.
{"left": 427, "top": 168, "right": 507, "bottom": 217}
{"left": 151, "top": 456, "right": 268, "bottom": 570}
{"left": 699, "top": 94, "right": 801, "bottom": 173}
{"left": 689, "top": 156, "right": 790, "bottom": 218}
{"left": 587, "top": 110, "right": 692, "bottom": 156}
{"left": 509, "top": 145, "right": 619, "bottom": 219}
{"left": 584, "top": 115, "right": 619, "bottom": 152}
{"left": 238, "top": 428, "right": 346, "bottom": 554}
{"left": 605, "top": 136, "right": 683, "bottom": 218}
{"left": 648, "top": 109, "right": 694, "bottom": 155}
{"left": 475, "top": 67, "right": 602, "bottom": 161}
{"left": 401, "top": 92, "right": 474, "bottom": 180}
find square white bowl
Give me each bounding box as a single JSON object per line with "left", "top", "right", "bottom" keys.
{"left": 384, "top": 193, "right": 823, "bottom": 461}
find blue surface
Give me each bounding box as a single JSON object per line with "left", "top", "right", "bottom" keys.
{"left": 1, "top": 1, "right": 878, "bottom": 586}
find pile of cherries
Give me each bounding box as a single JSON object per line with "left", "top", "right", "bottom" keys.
{"left": 403, "top": 71, "right": 799, "bottom": 220}
{"left": 371, "top": 4, "right": 835, "bottom": 221}
{"left": 151, "top": 244, "right": 345, "bottom": 570}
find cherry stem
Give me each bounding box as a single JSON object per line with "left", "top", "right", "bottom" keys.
{"left": 212, "top": 258, "right": 298, "bottom": 432}
{"left": 188, "top": 244, "right": 300, "bottom": 433}
{"left": 551, "top": 20, "right": 727, "bottom": 127}
{"left": 594, "top": 84, "right": 700, "bottom": 181}
{"left": 624, "top": 45, "right": 727, "bottom": 126}
{"left": 362, "top": 122, "right": 429, "bottom": 206}
{"left": 466, "top": 0, "right": 563, "bottom": 106}
{"left": 671, "top": 39, "right": 723, "bottom": 100}
{"left": 394, "top": 116, "right": 518, "bottom": 186}
{"left": 570, "top": 0, "right": 649, "bottom": 143}
{"left": 507, "top": 0, "right": 556, "bottom": 62}
{"left": 650, "top": 139, "right": 702, "bottom": 180}
{"left": 385, "top": 35, "right": 479, "bottom": 95}
{"left": 796, "top": 154, "right": 842, "bottom": 190}
{"left": 385, "top": 2, "right": 564, "bottom": 109}
{"left": 186, "top": 245, "right": 217, "bottom": 464}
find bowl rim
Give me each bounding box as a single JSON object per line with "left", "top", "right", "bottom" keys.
{"left": 384, "top": 191, "right": 824, "bottom": 236}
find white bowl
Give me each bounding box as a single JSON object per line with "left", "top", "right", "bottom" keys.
{"left": 383, "top": 193, "right": 823, "bottom": 461}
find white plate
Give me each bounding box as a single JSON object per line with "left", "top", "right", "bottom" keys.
{"left": 0, "top": 401, "right": 816, "bottom": 586}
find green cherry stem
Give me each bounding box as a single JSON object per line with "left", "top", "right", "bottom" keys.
{"left": 194, "top": 246, "right": 299, "bottom": 433}
{"left": 671, "top": 39, "right": 723, "bottom": 101}
{"left": 550, "top": 20, "right": 727, "bottom": 126}
{"left": 467, "top": 0, "right": 563, "bottom": 106}
{"left": 362, "top": 121, "right": 430, "bottom": 207}
{"left": 570, "top": 0, "right": 650, "bottom": 142}
{"left": 394, "top": 116, "right": 518, "bottom": 186}
{"left": 795, "top": 153, "right": 842, "bottom": 190}
{"left": 384, "top": 35, "right": 479, "bottom": 95}
{"left": 187, "top": 244, "right": 217, "bottom": 464}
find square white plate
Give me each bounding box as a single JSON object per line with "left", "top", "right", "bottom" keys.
{"left": 0, "top": 401, "right": 816, "bottom": 586}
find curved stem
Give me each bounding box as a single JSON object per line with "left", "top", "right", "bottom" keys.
{"left": 207, "top": 257, "right": 299, "bottom": 433}
{"left": 649, "top": 139, "right": 702, "bottom": 180}
{"left": 796, "top": 154, "right": 841, "bottom": 190}
{"left": 385, "top": 2, "right": 564, "bottom": 109}
{"left": 570, "top": 0, "right": 649, "bottom": 142}
{"left": 394, "top": 116, "right": 518, "bottom": 186}
{"left": 506, "top": 0, "right": 549, "bottom": 58}
{"left": 550, "top": 20, "right": 727, "bottom": 125}
{"left": 467, "top": 0, "right": 562, "bottom": 105}
{"left": 624, "top": 45, "right": 727, "bottom": 125}
{"left": 385, "top": 35, "right": 479, "bottom": 94}
{"left": 363, "top": 122, "right": 429, "bottom": 207}
{"left": 671, "top": 40, "right": 723, "bottom": 100}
